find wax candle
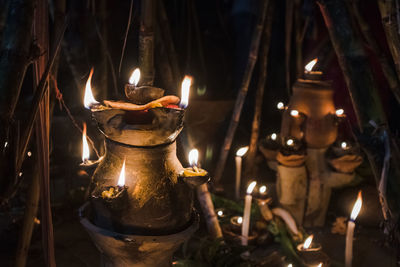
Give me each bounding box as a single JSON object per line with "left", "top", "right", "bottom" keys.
{"left": 241, "top": 181, "right": 256, "bottom": 246}
{"left": 345, "top": 191, "right": 362, "bottom": 267}
{"left": 235, "top": 146, "right": 248, "bottom": 200}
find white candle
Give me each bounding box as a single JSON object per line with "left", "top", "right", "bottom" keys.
{"left": 241, "top": 181, "right": 256, "bottom": 246}
{"left": 345, "top": 191, "right": 362, "bottom": 267}
{"left": 235, "top": 146, "right": 248, "bottom": 200}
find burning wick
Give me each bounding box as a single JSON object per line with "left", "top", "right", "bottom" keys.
{"left": 129, "top": 68, "right": 140, "bottom": 86}
{"left": 242, "top": 181, "right": 257, "bottom": 246}
{"left": 336, "top": 108, "right": 344, "bottom": 117}
{"left": 345, "top": 191, "right": 362, "bottom": 267}
{"left": 230, "top": 216, "right": 243, "bottom": 226}
{"left": 341, "top": 141, "right": 349, "bottom": 150}
{"left": 305, "top": 58, "right": 318, "bottom": 73}
{"left": 259, "top": 185, "right": 267, "bottom": 194}
{"left": 270, "top": 133, "right": 277, "bottom": 141}
{"left": 189, "top": 148, "right": 199, "bottom": 172}
{"left": 286, "top": 139, "right": 294, "bottom": 147}
{"left": 235, "top": 146, "right": 248, "bottom": 200}
{"left": 303, "top": 235, "right": 314, "bottom": 250}
{"left": 290, "top": 109, "right": 300, "bottom": 117}
{"left": 277, "top": 102, "right": 285, "bottom": 110}
{"left": 287, "top": 264, "right": 293, "bottom": 267}
{"left": 117, "top": 159, "right": 126, "bottom": 188}
{"left": 84, "top": 68, "right": 99, "bottom": 109}
{"left": 180, "top": 75, "right": 192, "bottom": 109}
{"left": 216, "top": 209, "right": 225, "bottom": 217}
{"left": 82, "top": 123, "right": 90, "bottom": 164}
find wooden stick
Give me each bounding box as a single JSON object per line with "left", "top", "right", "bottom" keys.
{"left": 213, "top": 0, "right": 269, "bottom": 185}
{"left": 139, "top": 0, "right": 155, "bottom": 86}
{"left": 245, "top": 1, "right": 275, "bottom": 177}
{"left": 196, "top": 183, "right": 223, "bottom": 239}
{"left": 350, "top": 0, "right": 400, "bottom": 105}
{"left": 285, "top": 0, "right": 294, "bottom": 94}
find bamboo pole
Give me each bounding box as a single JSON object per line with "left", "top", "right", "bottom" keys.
{"left": 285, "top": 0, "right": 294, "bottom": 94}
{"left": 196, "top": 183, "right": 223, "bottom": 239}
{"left": 139, "top": 0, "right": 155, "bottom": 86}
{"left": 213, "top": 0, "right": 269, "bottom": 185}
{"left": 245, "top": 1, "right": 275, "bottom": 177}
{"left": 350, "top": 0, "right": 400, "bottom": 105}
{"left": 33, "top": 0, "right": 56, "bottom": 265}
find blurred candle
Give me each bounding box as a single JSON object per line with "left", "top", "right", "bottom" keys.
{"left": 345, "top": 191, "right": 362, "bottom": 267}
{"left": 235, "top": 146, "right": 248, "bottom": 200}
{"left": 241, "top": 181, "right": 256, "bottom": 246}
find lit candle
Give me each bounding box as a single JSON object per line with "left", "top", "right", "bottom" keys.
{"left": 258, "top": 185, "right": 268, "bottom": 199}
{"left": 216, "top": 208, "right": 225, "bottom": 218}
{"left": 241, "top": 181, "right": 256, "bottom": 246}
{"left": 286, "top": 138, "right": 294, "bottom": 147}
{"left": 179, "top": 75, "right": 192, "bottom": 109}
{"left": 235, "top": 146, "right": 248, "bottom": 200}
{"left": 277, "top": 102, "right": 286, "bottom": 111}
{"left": 345, "top": 191, "right": 362, "bottom": 267}
{"left": 336, "top": 108, "right": 345, "bottom": 117}
{"left": 341, "top": 141, "right": 349, "bottom": 150}
{"left": 230, "top": 216, "right": 243, "bottom": 227}
{"left": 83, "top": 68, "right": 99, "bottom": 109}
{"left": 290, "top": 109, "right": 299, "bottom": 117}
{"left": 100, "top": 159, "right": 127, "bottom": 199}
{"left": 304, "top": 58, "right": 318, "bottom": 74}
{"left": 270, "top": 133, "right": 277, "bottom": 141}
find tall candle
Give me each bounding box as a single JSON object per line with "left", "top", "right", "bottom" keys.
{"left": 241, "top": 181, "right": 256, "bottom": 246}
{"left": 345, "top": 191, "right": 362, "bottom": 267}
{"left": 235, "top": 146, "right": 248, "bottom": 200}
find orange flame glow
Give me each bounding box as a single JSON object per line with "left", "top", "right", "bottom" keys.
{"left": 82, "top": 123, "right": 90, "bottom": 163}
{"left": 246, "top": 181, "right": 257, "bottom": 194}
{"left": 189, "top": 148, "right": 199, "bottom": 167}
{"left": 305, "top": 58, "right": 318, "bottom": 72}
{"left": 129, "top": 68, "right": 141, "bottom": 86}
{"left": 236, "top": 146, "right": 249, "bottom": 157}
{"left": 84, "top": 68, "right": 99, "bottom": 109}
{"left": 350, "top": 191, "right": 362, "bottom": 221}
{"left": 303, "top": 235, "right": 314, "bottom": 249}
{"left": 117, "top": 159, "right": 126, "bottom": 187}
{"left": 180, "top": 76, "right": 192, "bottom": 108}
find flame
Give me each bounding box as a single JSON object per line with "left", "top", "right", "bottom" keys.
{"left": 236, "top": 146, "right": 249, "bottom": 157}
{"left": 303, "top": 235, "right": 314, "bottom": 249}
{"left": 305, "top": 58, "right": 318, "bottom": 72}
{"left": 271, "top": 133, "right": 277, "bottom": 141}
{"left": 277, "top": 102, "right": 285, "bottom": 110}
{"left": 189, "top": 148, "right": 199, "bottom": 167}
{"left": 288, "top": 264, "right": 293, "bottom": 267}
{"left": 117, "top": 159, "right": 126, "bottom": 187}
{"left": 290, "top": 110, "right": 299, "bottom": 117}
{"left": 317, "top": 264, "right": 322, "bottom": 267}
{"left": 341, "top": 142, "right": 348, "bottom": 149}
{"left": 286, "top": 139, "right": 294, "bottom": 146}
{"left": 246, "top": 181, "right": 257, "bottom": 194}
{"left": 336, "top": 109, "right": 344, "bottom": 116}
{"left": 82, "top": 123, "right": 90, "bottom": 162}
{"left": 129, "top": 68, "right": 141, "bottom": 86}
{"left": 217, "top": 210, "right": 224, "bottom": 217}
{"left": 350, "top": 191, "right": 362, "bottom": 221}
{"left": 180, "top": 75, "right": 192, "bottom": 108}
{"left": 259, "top": 185, "right": 267, "bottom": 194}
{"left": 84, "top": 68, "right": 99, "bottom": 109}
{"left": 237, "top": 216, "right": 243, "bottom": 224}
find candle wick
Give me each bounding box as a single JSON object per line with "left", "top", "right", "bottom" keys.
{"left": 192, "top": 165, "right": 200, "bottom": 173}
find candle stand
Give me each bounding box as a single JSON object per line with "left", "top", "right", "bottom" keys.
{"left": 79, "top": 87, "right": 198, "bottom": 266}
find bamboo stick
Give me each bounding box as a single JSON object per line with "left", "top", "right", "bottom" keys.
{"left": 196, "top": 183, "right": 223, "bottom": 239}
{"left": 213, "top": 0, "right": 269, "bottom": 185}
{"left": 245, "top": 0, "right": 275, "bottom": 177}
{"left": 139, "top": 0, "right": 155, "bottom": 86}
{"left": 350, "top": 0, "right": 400, "bottom": 105}
{"left": 285, "top": 0, "right": 294, "bottom": 94}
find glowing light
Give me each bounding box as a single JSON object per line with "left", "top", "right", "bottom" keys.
{"left": 82, "top": 123, "right": 90, "bottom": 163}
{"left": 84, "top": 68, "right": 99, "bottom": 109}
{"left": 336, "top": 109, "right": 344, "bottom": 116}
{"left": 237, "top": 216, "right": 243, "bottom": 224}
{"left": 305, "top": 58, "right": 318, "bottom": 72}
{"left": 341, "top": 142, "right": 348, "bottom": 150}
{"left": 271, "top": 133, "right": 277, "bottom": 141}
{"left": 286, "top": 139, "right": 294, "bottom": 146}
{"left": 217, "top": 210, "right": 224, "bottom": 217}
{"left": 259, "top": 185, "right": 267, "bottom": 194}
{"left": 129, "top": 68, "right": 140, "bottom": 86}
{"left": 246, "top": 181, "right": 257, "bottom": 194}
{"left": 4, "top": 141, "right": 8, "bottom": 148}
{"left": 117, "top": 159, "right": 126, "bottom": 187}
{"left": 189, "top": 149, "right": 199, "bottom": 167}
{"left": 180, "top": 75, "right": 192, "bottom": 108}
{"left": 290, "top": 110, "right": 299, "bottom": 117}
{"left": 277, "top": 102, "right": 285, "bottom": 110}
{"left": 27, "top": 151, "right": 32, "bottom": 157}
{"left": 303, "top": 235, "right": 314, "bottom": 249}
{"left": 317, "top": 263, "right": 322, "bottom": 267}
{"left": 288, "top": 264, "right": 293, "bottom": 267}
{"left": 19, "top": 172, "right": 23, "bottom": 177}
{"left": 236, "top": 146, "right": 249, "bottom": 157}
{"left": 350, "top": 191, "right": 362, "bottom": 221}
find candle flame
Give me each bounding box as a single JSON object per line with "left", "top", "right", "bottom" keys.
{"left": 277, "top": 102, "right": 285, "bottom": 110}
{"left": 350, "top": 191, "right": 362, "bottom": 221}
{"left": 84, "top": 68, "right": 99, "bottom": 109}
{"left": 129, "top": 68, "right": 141, "bottom": 86}
{"left": 246, "top": 181, "right": 257, "bottom": 194}
{"left": 82, "top": 123, "right": 90, "bottom": 162}
{"left": 303, "top": 235, "right": 314, "bottom": 249}
{"left": 217, "top": 210, "right": 224, "bottom": 217}
{"left": 290, "top": 110, "right": 299, "bottom": 117}
{"left": 189, "top": 148, "right": 199, "bottom": 167}
{"left": 180, "top": 75, "right": 192, "bottom": 108}
{"left": 237, "top": 216, "right": 243, "bottom": 224}
{"left": 271, "top": 133, "right": 277, "bottom": 141}
{"left": 341, "top": 142, "right": 348, "bottom": 149}
{"left": 317, "top": 263, "right": 322, "bottom": 267}
{"left": 286, "top": 139, "right": 294, "bottom": 146}
{"left": 117, "top": 159, "right": 126, "bottom": 187}
{"left": 336, "top": 109, "right": 344, "bottom": 116}
{"left": 259, "top": 185, "right": 267, "bottom": 194}
{"left": 236, "top": 146, "right": 249, "bottom": 157}
{"left": 305, "top": 58, "right": 318, "bottom": 72}
{"left": 288, "top": 264, "right": 293, "bottom": 267}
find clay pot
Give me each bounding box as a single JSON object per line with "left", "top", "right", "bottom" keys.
{"left": 281, "top": 79, "right": 337, "bottom": 148}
